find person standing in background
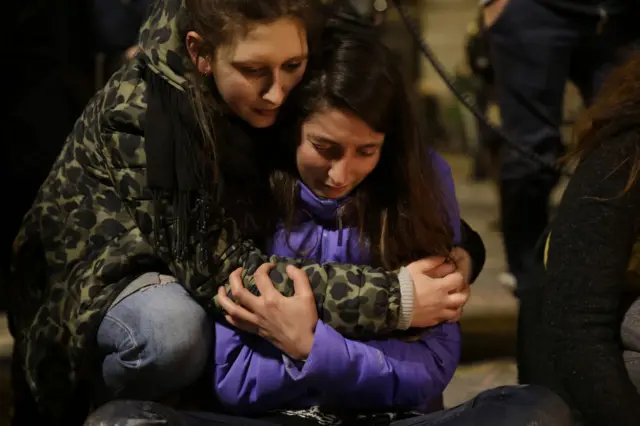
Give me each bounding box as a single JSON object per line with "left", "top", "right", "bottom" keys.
{"left": 481, "top": 0, "right": 638, "bottom": 296}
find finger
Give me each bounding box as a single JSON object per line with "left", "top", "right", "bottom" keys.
{"left": 287, "top": 264, "right": 313, "bottom": 297}
{"left": 412, "top": 257, "right": 447, "bottom": 273}
{"left": 450, "top": 247, "right": 472, "bottom": 283}
{"left": 445, "top": 307, "right": 463, "bottom": 323}
{"left": 228, "top": 269, "right": 262, "bottom": 312}
{"left": 444, "top": 291, "right": 470, "bottom": 309}
{"left": 448, "top": 281, "right": 470, "bottom": 296}
{"left": 256, "top": 262, "right": 276, "bottom": 276}
{"left": 254, "top": 263, "right": 278, "bottom": 297}
{"left": 229, "top": 268, "right": 245, "bottom": 297}
{"left": 439, "top": 272, "right": 465, "bottom": 292}
{"left": 427, "top": 262, "right": 456, "bottom": 279}
{"left": 453, "top": 282, "right": 471, "bottom": 296}
{"left": 217, "top": 286, "right": 261, "bottom": 324}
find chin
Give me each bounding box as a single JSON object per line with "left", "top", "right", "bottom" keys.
{"left": 323, "top": 188, "right": 351, "bottom": 199}
{"left": 246, "top": 113, "right": 278, "bottom": 129}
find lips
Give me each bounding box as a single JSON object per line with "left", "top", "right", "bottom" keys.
{"left": 327, "top": 185, "right": 348, "bottom": 191}
{"left": 324, "top": 184, "right": 349, "bottom": 198}
{"left": 253, "top": 107, "right": 278, "bottom": 116}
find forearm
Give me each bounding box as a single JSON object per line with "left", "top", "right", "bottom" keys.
{"left": 283, "top": 321, "right": 460, "bottom": 410}
{"left": 213, "top": 322, "right": 308, "bottom": 414}
{"left": 209, "top": 238, "right": 407, "bottom": 337}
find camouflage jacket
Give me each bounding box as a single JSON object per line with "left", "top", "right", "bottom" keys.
{"left": 8, "top": 0, "right": 406, "bottom": 422}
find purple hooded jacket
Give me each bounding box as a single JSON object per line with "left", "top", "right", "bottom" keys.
{"left": 214, "top": 153, "right": 462, "bottom": 415}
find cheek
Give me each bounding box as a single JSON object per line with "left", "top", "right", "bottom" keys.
{"left": 213, "top": 66, "right": 258, "bottom": 108}
{"left": 354, "top": 155, "right": 381, "bottom": 182}
{"left": 280, "top": 66, "right": 307, "bottom": 97}
{"left": 296, "top": 145, "right": 328, "bottom": 182}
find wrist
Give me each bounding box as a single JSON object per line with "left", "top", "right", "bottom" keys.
{"left": 397, "top": 266, "right": 414, "bottom": 330}
{"left": 292, "top": 324, "right": 316, "bottom": 360}
{"left": 452, "top": 247, "right": 473, "bottom": 285}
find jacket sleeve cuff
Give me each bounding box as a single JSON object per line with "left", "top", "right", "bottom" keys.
{"left": 282, "top": 320, "right": 346, "bottom": 384}
{"left": 397, "top": 266, "right": 414, "bottom": 330}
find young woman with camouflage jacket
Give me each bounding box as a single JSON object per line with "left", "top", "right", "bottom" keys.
{"left": 8, "top": 0, "right": 484, "bottom": 424}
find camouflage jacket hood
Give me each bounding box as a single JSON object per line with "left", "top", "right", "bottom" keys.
{"left": 9, "top": 0, "right": 407, "bottom": 423}
{"left": 139, "top": 0, "right": 192, "bottom": 89}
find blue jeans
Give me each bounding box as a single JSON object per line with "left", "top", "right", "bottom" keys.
{"left": 97, "top": 272, "right": 213, "bottom": 400}
{"left": 84, "top": 385, "right": 573, "bottom": 426}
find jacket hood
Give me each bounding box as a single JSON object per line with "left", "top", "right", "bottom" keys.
{"left": 138, "top": 0, "right": 193, "bottom": 90}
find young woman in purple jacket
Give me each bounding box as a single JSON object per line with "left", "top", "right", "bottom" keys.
{"left": 212, "top": 23, "right": 464, "bottom": 418}
{"left": 206, "top": 15, "right": 571, "bottom": 426}
{"left": 83, "top": 11, "right": 573, "bottom": 426}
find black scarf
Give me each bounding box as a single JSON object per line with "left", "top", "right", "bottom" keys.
{"left": 143, "top": 67, "right": 206, "bottom": 261}
{"left": 143, "top": 67, "right": 274, "bottom": 262}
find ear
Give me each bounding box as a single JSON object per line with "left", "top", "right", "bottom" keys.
{"left": 186, "top": 31, "right": 212, "bottom": 74}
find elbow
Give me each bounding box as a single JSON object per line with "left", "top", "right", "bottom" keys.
{"left": 214, "top": 380, "right": 263, "bottom": 416}
{"left": 214, "top": 367, "right": 262, "bottom": 415}
{"left": 389, "top": 368, "right": 443, "bottom": 410}
{"left": 414, "top": 357, "right": 457, "bottom": 406}
{"left": 414, "top": 328, "right": 461, "bottom": 404}
{"left": 388, "top": 355, "right": 458, "bottom": 408}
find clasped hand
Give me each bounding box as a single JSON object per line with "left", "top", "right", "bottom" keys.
{"left": 408, "top": 247, "right": 472, "bottom": 328}
{"left": 219, "top": 248, "right": 471, "bottom": 354}
{"left": 217, "top": 264, "right": 318, "bottom": 360}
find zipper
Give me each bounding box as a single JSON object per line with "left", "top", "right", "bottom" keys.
{"left": 337, "top": 209, "right": 344, "bottom": 247}
{"left": 597, "top": 5, "right": 608, "bottom": 35}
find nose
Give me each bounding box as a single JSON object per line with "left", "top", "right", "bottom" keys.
{"left": 262, "top": 71, "right": 285, "bottom": 107}
{"left": 328, "top": 158, "right": 350, "bottom": 187}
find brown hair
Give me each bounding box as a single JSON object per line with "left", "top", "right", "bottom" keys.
{"left": 177, "top": 0, "right": 320, "bottom": 183}
{"left": 571, "top": 51, "right": 640, "bottom": 194}
{"left": 272, "top": 18, "right": 454, "bottom": 270}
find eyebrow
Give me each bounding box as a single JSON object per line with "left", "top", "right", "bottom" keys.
{"left": 310, "top": 135, "right": 337, "bottom": 145}
{"left": 232, "top": 54, "right": 308, "bottom": 67}
{"left": 310, "top": 135, "right": 383, "bottom": 148}
{"left": 286, "top": 54, "right": 309, "bottom": 62}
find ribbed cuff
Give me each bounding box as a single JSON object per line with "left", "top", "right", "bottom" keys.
{"left": 396, "top": 267, "right": 414, "bottom": 330}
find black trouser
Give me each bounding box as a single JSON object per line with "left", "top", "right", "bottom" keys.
{"left": 487, "top": 0, "right": 637, "bottom": 291}
{"left": 83, "top": 385, "right": 572, "bottom": 426}
{"left": 472, "top": 82, "right": 502, "bottom": 182}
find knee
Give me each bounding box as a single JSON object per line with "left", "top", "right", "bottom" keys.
{"left": 511, "top": 385, "right": 573, "bottom": 426}
{"left": 84, "top": 401, "right": 124, "bottom": 426}
{"left": 144, "top": 290, "right": 213, "bottom": 375}
{"left": 84, "top": 400, "right": 171, "bottom": 426}
{"left": 98, "top": 282, "right": 212, "bottom": 391}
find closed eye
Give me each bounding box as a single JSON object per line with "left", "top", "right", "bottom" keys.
{"left": 357, "top": 148, "right": 379, "bottom": 157}
{"left": 238, "top": 66, "right": 267, "bottom": 76}
{"left": 312, "top": 142, "right": 343, "bottom": 160}
{"left": 283, "top": 62, "right": 304, "bottom": 72}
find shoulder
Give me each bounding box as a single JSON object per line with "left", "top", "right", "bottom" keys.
{"left": 566, "top": 130, "right": 640, "bottom": 203}
{"left": 98, "top": 63, "right": 149, "bottom": 169}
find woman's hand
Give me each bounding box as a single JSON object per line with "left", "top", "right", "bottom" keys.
{"left": 124, "top": 45, "right": 140, "bottom": 60}
{"left": 450, "top": 247, "right": 473, "bottom": 285}
{"left": 483, "top": 0, "right": 511, "bottom": 28}
{"left": 217, "top": 264, "right": 318, "bottom": 360}
{"left": 407, "top": 255, "right": 470, "bottom": 328}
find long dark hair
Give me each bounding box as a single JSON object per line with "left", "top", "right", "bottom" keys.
{"left": 272, "top": 15, "right": 455, "bottom": 269}
{"left": 571, "top": 52, "right": 640, "bottom": 194}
